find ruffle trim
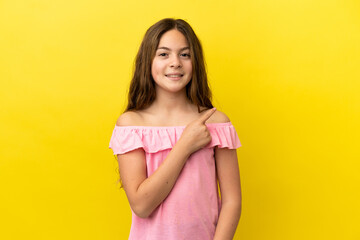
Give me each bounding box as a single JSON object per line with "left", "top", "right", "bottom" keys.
{"left": 109, "top": 122, "right": 242, "bottom": 155}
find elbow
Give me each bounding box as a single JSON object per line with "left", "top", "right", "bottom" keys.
{"left": 131, "top": 203, "right": 154, "bottom": 219}
{"left": 231, "top": 200, "right": 242, "bottom": 216}
{"left": 231, "top": 201, "right": 242, "bottom": 221}
{"left": 236, "top": 197, "right": 242, "bottom": 216}
{"left": 222, "top": 198, "right": 242, "bottom": 217}
{"left": 133, "top": 209, "right": 151, "bottom": 219}
{"left": 238, "top": 201, "right": 242, "bottom": 218}
{"left": 127, "top": 190, "right": 157, "bottom": 218}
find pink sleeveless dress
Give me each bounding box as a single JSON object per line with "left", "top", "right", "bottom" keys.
{"left": 109, "top": 122, "right": 241, "bottom": 240}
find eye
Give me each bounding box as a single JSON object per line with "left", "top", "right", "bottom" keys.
{"left": 180, "top": 53, "right": 191, "bottom": 58}
{"left": 159, "top": 53, "right": 168, "bottom": 57}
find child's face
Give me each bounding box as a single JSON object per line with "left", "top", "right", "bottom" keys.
{"left": 151, "top": 29, "right": 192, "bottom": 94}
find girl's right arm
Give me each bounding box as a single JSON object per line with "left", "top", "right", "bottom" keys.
{"left": 116, "top": 108, "right": 216, "bottom": 218}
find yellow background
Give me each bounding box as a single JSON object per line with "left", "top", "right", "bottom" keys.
{"left": 1, "top": 0, "right": 359, "bottom": 239}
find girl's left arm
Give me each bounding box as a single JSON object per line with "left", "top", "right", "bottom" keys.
{"left": 213, "top": 146, "right": 242, "bottom": 240}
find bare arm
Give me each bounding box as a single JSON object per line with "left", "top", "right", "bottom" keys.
{"left": 117, "top": 108, "right": 217, "bottom": 218}
{"left": 117, "top": 140, "right": 191, "bottom": 218}
{"left": 213, "top": 147, "right": 242, "bottom": 240}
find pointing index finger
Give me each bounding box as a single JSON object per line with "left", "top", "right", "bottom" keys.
{"left": 199, "top": 107, "right": 217, "bottom": 124}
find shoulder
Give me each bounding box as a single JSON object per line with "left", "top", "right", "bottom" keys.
{"left": 203, "top": 108, "right": 231, "bottom": 124}
{"left": 116, "top": 111, "right": 143, "bottom": 126}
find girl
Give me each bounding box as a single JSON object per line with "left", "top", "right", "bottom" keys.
{"left": 109, "top": 18, "right": 242, "bottom": 240}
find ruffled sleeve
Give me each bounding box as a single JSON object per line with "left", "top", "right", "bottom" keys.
{"left": 109, "top": 122, "right": 241, "bottom": 155}
{"left": 109, "top": 127, "right": 144, "bottom": 155}
{"left": 205, "top": 122, "right": 242, "bottom": 149}
{"left": 109, "top": 126, "right": 183, "bottom": 154}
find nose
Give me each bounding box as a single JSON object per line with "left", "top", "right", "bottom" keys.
{"left": 170, "top": 55, "right": 182, "bottom": 68}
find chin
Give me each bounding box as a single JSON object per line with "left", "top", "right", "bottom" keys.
{"left": 167, "top": 87, "right": 187, "bottom": 93}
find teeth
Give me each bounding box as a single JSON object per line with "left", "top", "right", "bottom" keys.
{"left": 167, "top": 74, "right": 182, "bottom": 77}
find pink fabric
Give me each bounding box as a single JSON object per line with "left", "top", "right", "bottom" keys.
{"left": 109, "top": 122, "right": 241, "bottom": 240}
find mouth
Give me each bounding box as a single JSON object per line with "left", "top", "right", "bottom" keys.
{"left": 165, "top": 74, "right": 184, "bottom": 80}
{"left": 165, "top": 74, "right": 184, "bottom": 77}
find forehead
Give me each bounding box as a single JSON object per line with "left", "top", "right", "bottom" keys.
{"left": 157, "top": 29, "right": 189, "bottom": 49}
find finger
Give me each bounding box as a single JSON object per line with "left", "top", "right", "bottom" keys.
{"left": 198, "top": 107, "right": 216, "bottom": 124}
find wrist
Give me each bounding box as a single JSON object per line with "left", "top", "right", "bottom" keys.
{"left": 175, "top": 138, "right": 193, "bottom": 157}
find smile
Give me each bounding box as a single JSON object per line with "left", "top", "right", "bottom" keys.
{"left": 165, "top": 74, "right": 183, "bottom": 77}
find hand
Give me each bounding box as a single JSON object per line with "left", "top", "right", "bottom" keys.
{"left": 179, "top": 107, "right": 217, "bottom": 154}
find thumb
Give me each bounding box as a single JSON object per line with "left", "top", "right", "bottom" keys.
{"left": 198, "top": 107, "right": 216, "bottom": 124}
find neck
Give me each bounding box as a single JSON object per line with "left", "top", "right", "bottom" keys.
{"left": 150, "top": 88, "right": 194, "bottom": 115}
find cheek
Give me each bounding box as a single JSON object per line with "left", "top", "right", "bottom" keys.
{"left": 151, "top": 64, "right": 155, "bottom": 77}
{"left": 151, "top": 62, "right": 158, "bottom": 78}
{"left": 152, "top": 61, "right": 164, "bottom": 75}
{"left": 187, "top": 63, "right": 193, "bottom": 75}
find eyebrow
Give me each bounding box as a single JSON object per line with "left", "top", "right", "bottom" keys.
{"left": 156, "top": 46, "right": 190, "bottom": 51}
